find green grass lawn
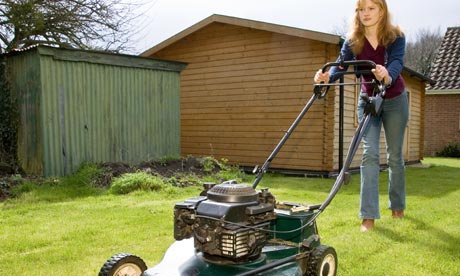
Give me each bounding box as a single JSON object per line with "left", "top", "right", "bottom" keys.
{"left": 0, "top": 158, "right": 459, "bottom": 275}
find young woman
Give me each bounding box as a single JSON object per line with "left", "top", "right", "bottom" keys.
{"left": 314, "top": 0, "right": 408, "bottom": 232}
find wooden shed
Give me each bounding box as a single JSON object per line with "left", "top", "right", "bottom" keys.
{"left": 4, "top": 45, "right": 186, "bottom": 176}
{"left": 142, "top": 14, "right": 431, "bottom": 175}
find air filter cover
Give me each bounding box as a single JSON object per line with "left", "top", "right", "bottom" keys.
{"left": 207, "top": 183, "right": 258, "bottom": 203}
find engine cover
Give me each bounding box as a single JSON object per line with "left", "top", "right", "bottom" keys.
{"left": 173, "top": 183, "right": 276, "bottom": 262}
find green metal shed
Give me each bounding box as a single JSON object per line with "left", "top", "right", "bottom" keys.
{"left": 4, "top": 45, "right": 186, "bottom": 176}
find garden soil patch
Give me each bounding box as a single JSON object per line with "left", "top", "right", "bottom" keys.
{"left": 0, "top": 157, "right": 219, "bottom": 201}
{"left": 94, "top": 157, "right": 219, "bottom": 188}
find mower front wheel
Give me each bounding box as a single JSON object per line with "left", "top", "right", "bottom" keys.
{"left": 99, "top": 253, "right": 147, "bottom": 276}
{"left": 306, "top": 245, "right": 337, "bottom": 276}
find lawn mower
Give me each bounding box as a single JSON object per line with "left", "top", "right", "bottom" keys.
{"left": 99, "top": 60, "right": 386, "bottom": 276}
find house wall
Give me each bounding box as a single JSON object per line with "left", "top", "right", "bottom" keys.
{"left": 424, "top": 94, "right": 460, "bottom": 156}
{"left": 150, "top": 22, "right": 337, "bottom": 172}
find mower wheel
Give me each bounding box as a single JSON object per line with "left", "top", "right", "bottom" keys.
{"left": 99, "top": 253, "right": 147, "bottom": 276}
{"left": 306, "top": 245, "right": 337, "bottom": 276}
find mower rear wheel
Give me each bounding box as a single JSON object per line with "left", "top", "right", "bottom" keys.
{"left": 99, "top": 253, "right": 147, "bottom": 276}
{"left": 306, "top": 245, "right": 337, "bottom": 276}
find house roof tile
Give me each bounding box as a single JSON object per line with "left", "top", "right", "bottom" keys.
{"left": 429, "top": 27, "right": 460, "bottom": 91}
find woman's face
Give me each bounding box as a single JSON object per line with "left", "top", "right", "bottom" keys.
{"left": 357, "top": 0, "right": 382, "bottom": 28}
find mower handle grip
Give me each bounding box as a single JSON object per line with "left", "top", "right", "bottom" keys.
{"left": 314, "top": 60, "right": 377, "bottom": 98}
{"left": 319, "top": 60, "right": 377, "bottom": 73}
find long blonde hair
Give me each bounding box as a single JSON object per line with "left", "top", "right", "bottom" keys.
{"left": 348, "top": 0, "right": 403, "bottom": 55}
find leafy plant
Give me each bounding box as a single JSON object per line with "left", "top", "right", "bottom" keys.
{"left": 199, "top": 156, "right": 233, "bottom": 173}
{"left": 9, "top": 181, "right": 35, "bottom": 197}
{"left": 436, "top": 142, "right": 460, "bottom": 158}
{"left": 200, "top": 156, "right": 218, "bottom": 173}
{"left": 110, "top": 171, "right": 174, "bottom": 195}
{"left": 166, "top": 173, "right": 201, "bottom": 188}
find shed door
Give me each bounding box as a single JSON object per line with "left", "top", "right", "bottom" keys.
{"left": 403, "top": 91, "right": 411, "bottom": 161}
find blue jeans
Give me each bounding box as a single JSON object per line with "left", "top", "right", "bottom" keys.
{"left": 357, "top": 91, "right": 409, "bottom": 219}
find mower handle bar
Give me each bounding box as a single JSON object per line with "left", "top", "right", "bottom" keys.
{"left": 319, "top": 59, "right": 377, "bottom": 73}
{"left": 252, "top": 59, "right": 380, "bottom": 189}
{"left": 314, "top": 60, "right": 378, "bottom": 98}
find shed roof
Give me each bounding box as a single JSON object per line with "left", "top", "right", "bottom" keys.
{"left": 5, "top": 45, "right": 187, "bottom": 72}
{"left": 403, "top": 66, "right": 435, "bottom": 85}
{"left": 142, "top": 14, "right": 432, "bottom": 85}
{"left": 428, "top": 27, "right": 460, "bottom": 93}
{"left": 141, "top": 14, "right": 341, "bottom": 57}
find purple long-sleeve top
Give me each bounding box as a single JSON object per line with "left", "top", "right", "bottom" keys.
{"left": 329, "top": 36, "right": 406, "bottom": 99}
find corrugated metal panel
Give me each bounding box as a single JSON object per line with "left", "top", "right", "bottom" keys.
{"left": 7, "top": 46, "right": 185, "bottom": 176}
{"left": 6, "top": 51, "right": 43, "bottom": 175}
{"left": 40, "top": 56, "right": 181, "bottom": 176}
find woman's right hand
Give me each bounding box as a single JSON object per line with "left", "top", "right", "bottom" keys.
{"left": 314, "top": 69, "right": 330, "bottom": 83}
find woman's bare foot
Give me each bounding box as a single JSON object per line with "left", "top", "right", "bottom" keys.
{"left": 392, "top": 210, "right": 404, "bottom": 218}
{"left": 360, "top": 219, "right": 375, "bottom": 232}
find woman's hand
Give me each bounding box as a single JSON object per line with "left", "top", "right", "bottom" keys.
{"left": 314, "top": 69, "right": 330, "bottom": 83}
{"left": 371, "top": 65, "right": 391, "bottom": 85}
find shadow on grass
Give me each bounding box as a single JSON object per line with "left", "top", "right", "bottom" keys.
{"left": 374, "top": 216, "right": 460, "bottom": 258}
{"left": 302, "top": 166, "right": 460, "bottom": 198}
{"left": 259, "top": 173, "right": 343, "bottom": 194}
{"left": 404, "top": 166, "right": 460, "bottom": 197}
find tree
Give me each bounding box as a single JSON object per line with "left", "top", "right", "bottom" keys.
{"left": 330, "top": 17, "right": 350, "bottom": 39}
{"left": 404, "top": 28, "right": 443, "bottom": 77}
{"left": 0, "top": 0, "right": 138, "bottom": 53}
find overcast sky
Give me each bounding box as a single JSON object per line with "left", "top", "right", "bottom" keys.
{"left": 127, "top": 0, "right": 460, "bottom": 54}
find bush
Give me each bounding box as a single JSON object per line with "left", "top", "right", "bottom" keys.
{"left": 436, "top": 143, "right": 460, "bottom": 158}
{"left": 197, "top": 156, "right": 234, "bottom": 174}
{"left": 200, "top": 156, "right": 218, "bottom": 173}
{"left": 109, "top": 172, "right": 173, "bottom": 194}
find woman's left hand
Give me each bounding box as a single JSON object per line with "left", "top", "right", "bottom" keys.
{"left": 371, "top": 65, "right": 389, "bottom": 82}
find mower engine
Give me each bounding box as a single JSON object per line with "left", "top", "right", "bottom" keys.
{"left": 173, "top": 183, "right": 276, "bottom": 262}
